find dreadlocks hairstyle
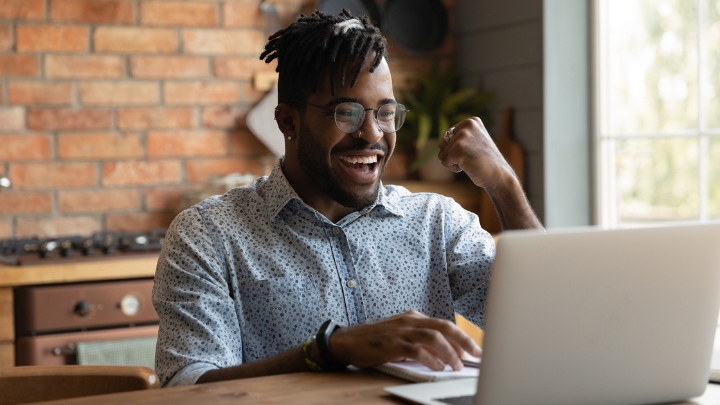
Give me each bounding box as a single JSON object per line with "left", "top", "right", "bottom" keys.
{"left": 259, "top": 9, "right": 388, "bottom": 105}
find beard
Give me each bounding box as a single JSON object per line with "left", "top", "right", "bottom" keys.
{"left": 296, "top": 120, "right": 390, "bottom": 210}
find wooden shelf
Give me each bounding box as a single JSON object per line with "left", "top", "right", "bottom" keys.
{"left": 0, "top": 255, "right": 158, "bottom": 288}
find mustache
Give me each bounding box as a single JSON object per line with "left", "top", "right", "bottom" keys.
{"left": 332, "top": 142, "right": 388, "bottom": 156}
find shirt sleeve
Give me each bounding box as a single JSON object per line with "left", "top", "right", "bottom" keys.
{"left": 152, "top": 205, "right": 243, "bottom": 387}
{"left": 444, "top": 199, "right": 496, "bottom": 329}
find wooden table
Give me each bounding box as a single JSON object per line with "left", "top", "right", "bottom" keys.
{"left": 29, "top": 369, "right": 720, "bottom": 405}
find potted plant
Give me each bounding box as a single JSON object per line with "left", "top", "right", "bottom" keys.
{"left": 397, "top": 64, "right": 495, "bottom": 181}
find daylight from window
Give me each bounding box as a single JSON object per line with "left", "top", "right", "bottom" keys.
{"left": 598, "top": 0, "right": 720, "bottom": 226}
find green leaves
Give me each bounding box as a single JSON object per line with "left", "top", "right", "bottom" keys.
{"left": 397, "top": 63, "right": 495, "bottom": 168}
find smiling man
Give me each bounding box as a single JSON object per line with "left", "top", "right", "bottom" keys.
{"left": 152, "top": 10, "right": 543, "bottom": 387}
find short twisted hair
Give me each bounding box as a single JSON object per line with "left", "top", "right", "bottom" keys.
{"left": 260, "top": 9, "right": 388, "bottom": 104}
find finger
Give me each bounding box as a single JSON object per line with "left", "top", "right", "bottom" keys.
{"left": 420, "top": 318, "right": 483, "bottom": 359}
{"left": 408, "top": 345, "right": 447, "bottom": 372}
{"left": 438, "top": 126, "right": 458, "bottom": 150}
{"left": 404, "top": 327, "right": 463, "bottom": 371}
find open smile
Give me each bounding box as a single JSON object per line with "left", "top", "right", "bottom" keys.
{"left": 338, "top": 153, "right": 382, "bottom": 182}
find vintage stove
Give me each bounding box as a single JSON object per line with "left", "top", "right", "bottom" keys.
{"left": 1, "top": 230, "right": 166, "bottom": 366}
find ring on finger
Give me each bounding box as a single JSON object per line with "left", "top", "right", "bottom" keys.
{"left": 443, "top": 126, "right": 455, "bottom": 143}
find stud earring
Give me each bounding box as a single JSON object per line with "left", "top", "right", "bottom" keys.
{"left": 287, "top": 136, "right": 292, "bottom": 140}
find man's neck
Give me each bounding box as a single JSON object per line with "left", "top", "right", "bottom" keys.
{"left": 281, "top": 161, "right": 358, "bottom": 224}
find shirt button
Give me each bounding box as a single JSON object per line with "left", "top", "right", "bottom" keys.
{"left": 332, "top": 227, "right": 340, "bottom": 235}
{"left": 346, "top": 279, "right": 356, "bottom": 288}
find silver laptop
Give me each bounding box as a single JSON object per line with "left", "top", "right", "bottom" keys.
{"left": 386, "top": 224, "right": 720, "bottom": 405}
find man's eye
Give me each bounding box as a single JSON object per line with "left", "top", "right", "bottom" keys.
{"left": 378, "top": 111, "right": 395, "bottom": 121}
{"left": 335, "top": 109, "right": 359, "bottom": 122}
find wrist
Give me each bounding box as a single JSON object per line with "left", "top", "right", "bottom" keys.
{"left": 328, "top": 327, "right": 350, "bottom": 366}
{"left": 315, "top": 320, "right": 347, "bottom": 371}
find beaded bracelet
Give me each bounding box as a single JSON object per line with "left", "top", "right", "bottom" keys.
{"left": 302, "top": 336, "right": 323, "bottom": 372}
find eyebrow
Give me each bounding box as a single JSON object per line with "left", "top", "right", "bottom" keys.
{"left": 323, "top": 97, "right": 397, "bottom": 108}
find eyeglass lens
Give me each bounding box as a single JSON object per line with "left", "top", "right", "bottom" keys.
{"left": 334, "top": 102, "right": 406, "bottom": 134}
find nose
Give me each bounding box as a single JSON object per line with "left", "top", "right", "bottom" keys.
{"left": 358, "top": 109, "right": 384, "bottom": 144}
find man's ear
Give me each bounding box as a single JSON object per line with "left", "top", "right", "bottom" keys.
{"left": 275, "top": 104, "right": 299, "bottom": 140}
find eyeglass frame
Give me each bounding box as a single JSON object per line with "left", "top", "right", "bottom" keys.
{"left": 289, "top": 99, "right": 408, "bottom": 134}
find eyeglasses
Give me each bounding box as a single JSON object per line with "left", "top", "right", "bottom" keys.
{"left": 291, "top": 100, "right": 407, "bottom": 134}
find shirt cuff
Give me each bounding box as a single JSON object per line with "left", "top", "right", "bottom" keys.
{"left": 164, "top": 362, "right": 218, "bottom": 387}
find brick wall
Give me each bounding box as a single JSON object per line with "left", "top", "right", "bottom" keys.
{"left": 0, "top": 0, "right": 453, "bottom": 239}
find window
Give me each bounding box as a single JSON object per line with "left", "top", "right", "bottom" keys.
{"left": 596, "top": 0, "right": 720, "bottom": 227}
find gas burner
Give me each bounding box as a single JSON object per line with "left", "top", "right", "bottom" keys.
{"left": 0, "top": 229, "right": 166, "bottom": 266}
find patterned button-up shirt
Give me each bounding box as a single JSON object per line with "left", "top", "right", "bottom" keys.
{"left": 153, "top": 161, "right": 495, "bottom": 387}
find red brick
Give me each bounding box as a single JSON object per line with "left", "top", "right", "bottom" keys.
{"left": 16, "top": 25, "right": 89, "bottom": 52}
{"left": 145, "top": 187, "right": 189, "bottom": 211}
{"left": 130, "top": 56, "right": 209, "bottom": 78}
{"left": 0, "top": 107, "right": 25, "bottom": 132}
{"left": 185, "top": 157, "right": 266, "bottom": 182}
{"left": 50, "top": 0, "right": 134, "bottom": 24}
{"left": 0, "top": 55, "right": 39, "bottom": 77}
{"left": 0, "top": 0, "right": 44, "bottom": 20}
{"left": 95, "top": 27, "right": 177, "bottom": 53}
{"left": 58, "top": 132, "right": 143, "bottom": 159}
{"left": 79, "top": 82, "right": 159, "bottom": 105}
{"left": 27, "top": 108, "right": 112, "bottom": 130}
{"left": 147, "top": 130, "right": 227, "bottom": 157}
{"left": 0, "top": 220, "right": 11, "bottom": 238}
{"left": 102, "top": 160, "right": 181, "bottom": 186}
{"left": 141, "top": 1, "right": 218, "bottom": 27}
{"left": 164, "top": 81, "right": 239, "bottom": 105}
{"left": 183, "top": 29, "right": 264, "bottom": 55}
{"left": 0, "top": 192, "right": 52, "bottom": 215}
{"left": 58, "top": 189, "right": 140, "bottom": 213}
{"left": 229, "top": 128, "right": 272, "bottom": 156}
{"left": 9, "top": 163, "right": 97, "bottom": 189}
{"left": 214, "top": 57, "right": 276, "bottom": 79}
{"left": 105, "top": 212, "right": 176, "bottom": 232}
{"left": 117, "top": 107, "right": 195, "bottom": 129}
{"left": 0, "top": 134, "right": 52, "bottom": 161}
{"left": 0, "top": 24, "right": 11, "bottom": 51}
{"left": 223, "top": 4, "right": 263, "bottom": 28}
{"left": 201, "top": 106, "right": 247, "bottom": 129}
{"left": 16, "top": 216, "right": 102, "bottom": 238}
{"left": 8, "top": 82, "right": 73, "bottom": 105}
{"left": 46, "top": 55, "right": 124, "bottom": 79}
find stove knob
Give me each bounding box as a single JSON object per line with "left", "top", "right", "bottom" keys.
{"left": 120, "top": 294, "right": 141, "bottom": 316}
{"left": 39, "top": 240, "right": 58, "bottom": 258}
{"left": 82, "top": 239, "right": 95, "bottom": 256}
{"left": 60, "top": 240, "right": 73, "bottom": 257}
{"left": 74, "top": 300, "right": 93, "bottom": 317}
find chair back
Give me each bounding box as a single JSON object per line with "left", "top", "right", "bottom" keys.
{"left": 0, "top": 365, "right": 159, "bottom": 405}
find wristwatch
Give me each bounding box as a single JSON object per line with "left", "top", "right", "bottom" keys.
{"left": 315, "top": 319, "right": 346, "bottom": 371}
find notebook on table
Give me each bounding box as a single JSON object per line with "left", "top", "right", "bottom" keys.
{"left": 385, "top": 224, "right": 720, "bottom": 405}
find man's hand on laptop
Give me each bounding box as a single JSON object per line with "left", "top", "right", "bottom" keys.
{"left": 329, "top": 310, "right": 482, "bottom": 371}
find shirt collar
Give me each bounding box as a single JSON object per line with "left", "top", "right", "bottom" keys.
{"left": 260, "top": 159, "right": 405, "bottom": 221}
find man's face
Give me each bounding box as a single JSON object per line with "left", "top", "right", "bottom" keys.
{"left": 294, "top": 57, "right": 396, "bottom": 209}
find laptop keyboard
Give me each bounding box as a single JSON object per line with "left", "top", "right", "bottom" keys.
{"left": 437, "top": 395, "right": 475, "bottom": 405}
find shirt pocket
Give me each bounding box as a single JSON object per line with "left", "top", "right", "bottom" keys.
{"left": 237, "top": 275, "right": 323, "bottom": 362}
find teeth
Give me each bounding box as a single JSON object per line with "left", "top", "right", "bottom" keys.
{"left": 341, "top": 155, "right": 377, "bottom": 164}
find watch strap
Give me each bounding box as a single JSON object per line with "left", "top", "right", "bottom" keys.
{"left": 315, "top": 319, "right": 345, "bottom": 371}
